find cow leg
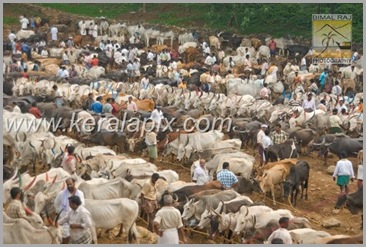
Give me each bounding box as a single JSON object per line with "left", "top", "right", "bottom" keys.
{"left": 294, "top": 188, "right": 299, "bottom": 207}
{"left": 271, "top": 184, "right": 276, "bottom": 205}
{"left": 116, "top": 223, "right": 124, "bottom": 237}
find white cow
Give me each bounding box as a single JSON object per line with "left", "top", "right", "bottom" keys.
{"left": 85, "top": 198, "right": 139, "bottom": 243}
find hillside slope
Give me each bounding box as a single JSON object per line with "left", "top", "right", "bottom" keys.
{"left": 4, "top": 3, "right": 363, "bottom": 45}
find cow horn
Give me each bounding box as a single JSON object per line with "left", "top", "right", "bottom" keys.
{"left": 24, "top": 176, "right": 37, "bottom": 191}
{"left": 173, "top": 193, "right": 179, "bottom": 203}
{"left": 45, "top": 172, "right": 49, "bottom": 182}
{"left": 313, "top": 138, "right": 325, "bottom": 146}
{"left": 185, "top": 195, "right": 189, "bottom": 204}
{"left": 10, "top": 168, "right": 19, "bottom": 181}
{"left": 220, "top": 200, "right": 225, "bottom": 214}
{"left": 54, "top": 208, "right": 64, "bottom": 227}
{"left": 244, "top": 206, "right": 249, "bottom": 217}
{"left": 29, "top": 141, "right": 36, "bottom": 149}
{"left": 212, "top": 210, "right": 221, "bottom": 218}
{"left": 165, "top": 87, "right": 169, "bottom": 93}
{"left": 188, "top": 91, "right": 192, "bottom": 99}
{"left": 252, "top": 215, "right": 257, "bottom": 228}
{"left": 199, "top": 90, "right": 203, "bottom": 98}
{"left": 180, "top": 88, "right": 184, "bottom": 95}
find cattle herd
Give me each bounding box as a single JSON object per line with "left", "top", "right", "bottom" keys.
{"left": 2, "top": 11, "right": 364, "bottom": 244}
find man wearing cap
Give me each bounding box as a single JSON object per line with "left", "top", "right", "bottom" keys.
{"left": 154, "top": 195, "right": 187, "bottom": 244}
{"left": 141, "top": 173, "right": 160, "bottom": 232}
{"left": 301, "top": 93, "right": 316, "bottom": 112}
{"left": 257, "top": 124, "right": 268, "bottom": 166}
{"left": 58, "top": 195, "right": 92, "bottom": 244}
{"left": 329, "top": 108, "right": 342, "bottom": 134}
{"left": 267, "top": 217, "right": 292, "bottom": 244}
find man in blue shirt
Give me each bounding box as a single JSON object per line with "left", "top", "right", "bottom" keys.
{"left": 318, "top": 69, "right": 328, "bottom": 91}
{"left": 91, "top": 96, "right": 103, "bottom": 113}
{"left": 217, "top": 162, "right": 238, "bottom": 190}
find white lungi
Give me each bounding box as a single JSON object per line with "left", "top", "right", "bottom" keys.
{"left": 158, "top": 228, "right": 179, "bottom": 244}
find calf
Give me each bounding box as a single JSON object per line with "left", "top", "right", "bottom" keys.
{"left": 283, "top": 160, "right": 310, "bottom": 207}
{"left": 257, "top": 165, "right": 288, "bottom": 205}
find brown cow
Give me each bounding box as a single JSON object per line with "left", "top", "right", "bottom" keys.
{"left": 185, "top": 47, "right": 199, "bottom": 63}
{"left": 134, "top": 99, "right": 155, "bottom": 112}
{"left": 257, "top": 164, "right": 288, "bottom": 205}
{"left": 251, "top": 38, "right": 262, "bottom": 51}
{"left": 173, "top": 180, "right": 223, "bottom": 202}
{"left": 73, "top": 35, "right": 83, "bottom": 48}
{"left": 256, "top": 158, "right": 298, "bottom": 176}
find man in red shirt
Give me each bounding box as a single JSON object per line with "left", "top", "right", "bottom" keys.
{"left": 111, "top": 98, "right": 119, "bottom": 117}
{"left": 28, "top": 102, "right": 42, "bottom": 118}
{"left": 268, "top": 38, "right": 277, "bottom": 57}
{"left": 91, "top": 55, "right": 99, "bottom": 67}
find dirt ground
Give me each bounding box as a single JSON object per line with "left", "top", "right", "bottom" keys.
{"left": 4, "top": 3, "right": 363, "bottom": 244}
{"left": 73, "top": 145, "right": 364, "bottom": 244}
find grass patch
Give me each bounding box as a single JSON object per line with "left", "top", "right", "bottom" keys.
{"left": 4, "top": 16, "right": 18, "bottom": 25}
{"left": 37, "top": 3, "right": 141, "bottom": 18}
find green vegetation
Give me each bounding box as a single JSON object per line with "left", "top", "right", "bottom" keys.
{"left": 4, "top": 16, "right": 18, "bottom": 25}
{"left": 38, "top": 3, "right": 141, "bottom": 19}
{"left": 28, "top": 3, "right": 363, "bottom": 43}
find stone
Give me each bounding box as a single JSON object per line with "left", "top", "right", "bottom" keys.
{"left": 322, "top": 217, "right": 341, "bottom": 228}
{"left": 327, "top": 165, "right": 336, "bottom": 175}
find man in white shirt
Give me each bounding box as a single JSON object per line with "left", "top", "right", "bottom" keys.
{"left": 150, "top": 105, "right": 164, "bottom": 126}
{"left": 267, "top": 217, "right": 293, "bottom": 244}
{"left": 54, "top": 177, "right": 85, "bottom": 244}
{"left": 259, "top": 83, "right": 270, "bottom": 100}
{"left": 126, "top": 96, "right": 138, "bottom": 112}
{"left": 8, "top": 31, "right": 16, "bottom": 43}
{"left": 302, "top": 93, "right": 316, "bottom": 112}
{"left": 261, "top": 59, "right": 268, "bottom": 76}
{"left": 332, "top": 81, "right": 342, "bottom": 96}
{"left": 192, "top": 159, "right": 210, "bottom": 185}
{"left": 20, "top": 15, "right": 29, "bottom": 30}
{"left": 337, "top": 99, "right": 348, "bottom": 113}
{"left": 300, "top": 56, "right": 307, "bottom": 71}
{"left": 58, "top": 195, "right": 92, "bottom": 244}
{"left": 51, "top": 26, "right": 58, "bottom": 41}
{"left": 141, "top": 75, "right": 150, "bottom": 90}
{"left": 144, "top": 49, "right": 153, "bottom": 62}
{"left": 333, "top": 151, "right": 355, "bottom": 196}
{"left": 257, "top": 124, "right": 268, "bottom": 166}
{"left": 204, "top": 54, "right": 214, "bottom": 67}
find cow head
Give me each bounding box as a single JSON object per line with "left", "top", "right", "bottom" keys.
{"left": 181, "top": 199, "right": 197, "bottom": 221}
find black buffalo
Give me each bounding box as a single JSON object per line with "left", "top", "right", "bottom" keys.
{"left": 283, "top": 160, "right": 310, "bottom": 207}
{"left": 335, "top": 186, "right": 363, "bottom": 229}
